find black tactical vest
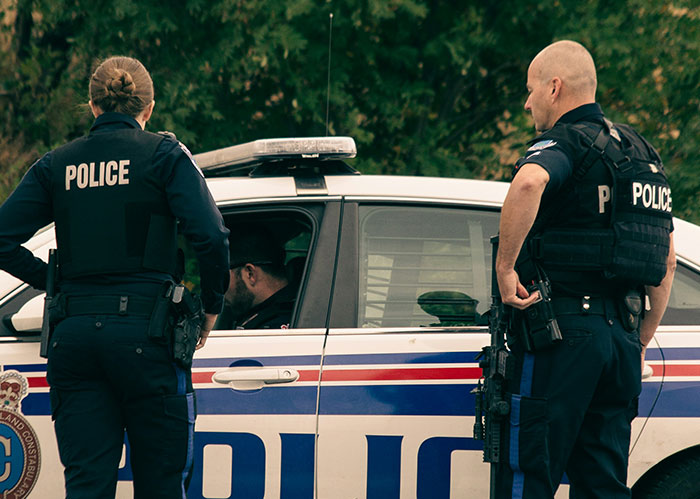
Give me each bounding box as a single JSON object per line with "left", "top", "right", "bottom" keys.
{"left": 522, "top": 119, "right": 672, "bottom": 287}
{"left": 49, "top": 129, "right": 178, "bottom": 279}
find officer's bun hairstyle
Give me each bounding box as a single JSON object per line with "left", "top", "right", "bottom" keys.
{"left": 89, "top": 56, "right": 154, "bottom": 117}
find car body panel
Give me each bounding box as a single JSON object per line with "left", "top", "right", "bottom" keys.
{"left": 2, "top": 166, "right": 700, "bottom": 497}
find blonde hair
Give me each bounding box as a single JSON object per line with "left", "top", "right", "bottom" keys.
{"left": 89, "top": 56, "right": 153, "bottom": 117}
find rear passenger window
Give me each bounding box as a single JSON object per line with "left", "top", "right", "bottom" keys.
{"left": 661, "top": 263, "right": 700, "bottom": 325}
{"left": 358, "top": 205, "right": 499, "bottom": 328}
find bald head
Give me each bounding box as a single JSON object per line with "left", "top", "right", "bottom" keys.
{"left": 524, "top": 40, "right": 597, "bottom": 132}
{"left": 530, "top": 40, "right": 597, "bottom": 100}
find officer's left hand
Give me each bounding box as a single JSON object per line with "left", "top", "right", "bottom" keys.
{"left": 196, "top": 329, "right": 210, "bottom": 350}
{"left": 498, "top": 269, "right": 541, "bottom": 310}
{"left": 196, "top": 313, "right": 218, "bottom": 349}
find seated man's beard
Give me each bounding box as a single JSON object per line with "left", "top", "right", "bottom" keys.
{"left": 227, "top": 277, "right": 256, "bottom": 321}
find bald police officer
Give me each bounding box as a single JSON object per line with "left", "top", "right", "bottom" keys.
{"left": 495, "top": 41, "right": 676, "bottom": 498}
{"left": 0, "top": 57, "right": 229, "bottom": 498}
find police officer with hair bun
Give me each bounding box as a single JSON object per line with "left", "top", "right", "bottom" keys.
{"left": 0, "top": 56, "right": 230, "bottom": 498}
{"left": 493, "top": 41, "right": 676, "bottom": 497}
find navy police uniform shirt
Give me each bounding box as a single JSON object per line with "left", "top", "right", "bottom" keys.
{"left": 0, "top": 112, "right": 230, "bottom": 313}
{"left": 236, "top": 285, "right": 295, "bottom": 330}
{"left": 514, "top": 103, "right": 605, "bottom": 199}
{"left": 215, "top": 285, "right": 296, "bottom": 330}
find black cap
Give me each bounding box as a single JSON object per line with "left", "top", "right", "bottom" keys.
{"left": 229, "top": 226, "right": 285, "bottom": 269}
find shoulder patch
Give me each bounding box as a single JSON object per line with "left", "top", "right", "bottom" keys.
{"left": 178, "top": 141, "right": 204, "bottom": 178}
{"left": 527, "top": 140, "right": 557, "bottom": 152}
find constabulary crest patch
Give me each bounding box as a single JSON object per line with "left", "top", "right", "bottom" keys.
{"left": 0, "top": 370, "right": 41, "bottom": 498}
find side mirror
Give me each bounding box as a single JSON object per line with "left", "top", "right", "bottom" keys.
{"left": 8, "top": 293, "right": 45, "bottom": 333}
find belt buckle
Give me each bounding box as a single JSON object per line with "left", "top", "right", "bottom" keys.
{"left": 119, "top": 296, "right": 128, "bottom": 315}
{"left": 581, "top": 295, "right": 591, "bottom": 314}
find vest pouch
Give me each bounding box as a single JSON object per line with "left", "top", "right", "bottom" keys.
{"left": 536, "top": 223, "right": 669, "bottom": 287}
{"left": 533, "top": 229, "right": 614, "bottom": 271}
{"left": 608, "top": 219, "right": 671, "bottom": 287}
{"left": 142, "top": 213, "right": 178, "bottom": 275}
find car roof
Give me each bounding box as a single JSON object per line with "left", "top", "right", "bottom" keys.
{"left": 206, "top": 174, "right": 510, "bottom": 208}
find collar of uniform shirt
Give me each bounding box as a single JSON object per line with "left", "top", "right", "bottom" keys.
{"left": 89, "top": 112, "right": 141, "bottom": 133}
{"left": 556, "top": 102, "right": 604, "bottom": 125}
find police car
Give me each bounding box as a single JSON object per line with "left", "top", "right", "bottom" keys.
{"left": 2, "top": 137, "right": 700, "bottom": 498}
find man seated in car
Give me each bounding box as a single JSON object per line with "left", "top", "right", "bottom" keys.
{"left": 217, "top": 227, "right": 296, "bottom": 329}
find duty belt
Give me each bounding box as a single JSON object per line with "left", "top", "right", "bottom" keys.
{"left": 551, "top": 296, "right": 613, "bottom": 316}
{"left": 64, "top": 295, "right": 156, "bottom": 318}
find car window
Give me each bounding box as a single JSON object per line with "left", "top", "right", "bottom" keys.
{"left": 207, "top": 209, "right": 315, "bottom": 329}
{"left": 660, "top": 263, "right": 700, "bottom": 325}
{"left": 358, "top": 205, "right": 499, "bottom": 328}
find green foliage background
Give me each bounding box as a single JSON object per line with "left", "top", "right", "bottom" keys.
{"left": 1, "top": 0, "right": 698, "bottom": 220}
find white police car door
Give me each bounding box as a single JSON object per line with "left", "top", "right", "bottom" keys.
{"left": 319, "top": 202, "right": 498, "bottom": 498}
{"left": 188, "top": 202, "right": 339, "bottom": 499}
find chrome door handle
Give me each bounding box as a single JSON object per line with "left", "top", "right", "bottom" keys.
{"left": 212, "top": 367, "right": 299, "bottom": 390}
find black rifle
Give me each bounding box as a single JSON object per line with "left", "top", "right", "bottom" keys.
{"left": 473, "top": 236, "right": 513, "bottom": 497}
{"left": 39, "top": 249, "right": 58, "bottom": 359}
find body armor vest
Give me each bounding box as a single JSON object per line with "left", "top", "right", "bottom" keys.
{"left": 524, "top": 119, "right": 672, "bottom": 287}
{"left": 50, "top": 129, "right": 178, "bottom": 279}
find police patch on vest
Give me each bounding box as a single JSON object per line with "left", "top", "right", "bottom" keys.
{"left": 65, "top": 160, "right": 130, "bottom": 190}
{"left": 527, "top": 140, "right": 557, "bottom": 152}
{"left": 631, "top": 181, "right": 672, "bottom": 213}
{"left": 0, "top": 371, "right": 41, "bottom": 498}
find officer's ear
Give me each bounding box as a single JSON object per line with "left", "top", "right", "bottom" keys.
{"left": 88, "top": 100, "right": 103, "bottom": 118}
{"left": 241, "top": 263, "right": 257, "bottom": 286}
{"left": 138, "top": 100, "right": 155, "bottom": 128}
{"left": 550, "top": 77, "right": 562, "bottom": 100}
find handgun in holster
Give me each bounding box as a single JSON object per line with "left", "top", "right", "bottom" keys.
{"left": 147, "top": 280, "right": 176, "bottom": 342}
{"left": 519, "top": 276, "right": 562, "bottom": 351}
{"left": 170, "top": 284, "right": 204, "bottom": 369}
{"left": 40, "top": 249, "right": 59, "bottom": 359}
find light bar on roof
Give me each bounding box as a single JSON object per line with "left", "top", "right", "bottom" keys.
{"left": 197, "top": 137, "right": 357, "bottom": 171}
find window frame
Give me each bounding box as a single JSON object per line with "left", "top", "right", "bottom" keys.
{"left": 329, "top": 200, "right": 500, "bottom": 330}
{"left": 218, "top": 200, "right": 342, "bottom": 330}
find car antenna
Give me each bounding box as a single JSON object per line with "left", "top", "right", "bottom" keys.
{"left": 325, "top": 12, "right": 334, "bottom": 136}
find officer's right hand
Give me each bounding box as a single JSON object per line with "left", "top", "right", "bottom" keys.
{"left": 497, "top": 269, "right": 541, "bottom": 310}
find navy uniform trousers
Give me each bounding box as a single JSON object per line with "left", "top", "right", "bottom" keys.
{"left": 494, "top": 300, "right": 642, "bottom": 498}
{"left": 46, "top": 313, "right": 195, "bottom": 499}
